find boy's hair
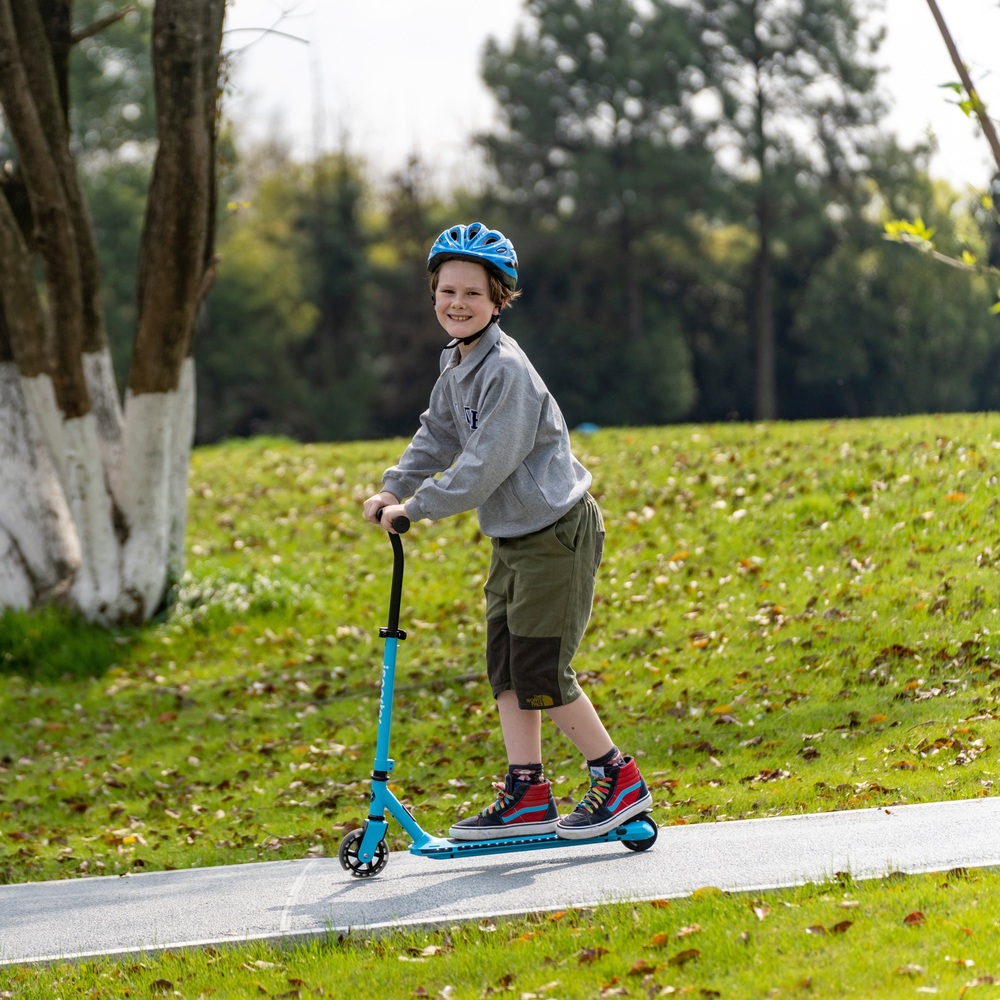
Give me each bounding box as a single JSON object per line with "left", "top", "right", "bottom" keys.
{"left": 429, "top": 264, "right": 522, "bottom": 311}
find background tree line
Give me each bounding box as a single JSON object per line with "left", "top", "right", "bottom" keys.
{"left": 89, "top": 0, "right": 999, "bottom": 445}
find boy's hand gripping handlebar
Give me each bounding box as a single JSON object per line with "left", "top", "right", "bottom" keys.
{"left": 376, "top": 508, "right": 410, "bottom": 534}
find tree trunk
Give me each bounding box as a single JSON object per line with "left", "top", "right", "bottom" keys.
{"left": 749, "top": 8, "right": 777, "bottom": 423}
{"left": 0, "top": 0, "right": 224, "bottom": 624}
{"left": 752, "top": 207, "right": 777, "bottom": 421}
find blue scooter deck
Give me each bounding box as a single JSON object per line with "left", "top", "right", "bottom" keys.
{"left": 409, "top": 814, "right": 657, "bottom": 860}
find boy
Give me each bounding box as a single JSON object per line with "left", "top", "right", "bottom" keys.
{"left": 363, "top": 222, "right": 651, "bottom": 840}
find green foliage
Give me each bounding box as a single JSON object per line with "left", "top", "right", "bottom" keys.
{"left": 0, "top": 605, "right": 128, "bottom": 682}
{"left": 478, "top": 0, "right": 709, "bottom": 426}
{"left": 199, "top": 152, "right": 377, "bottom": 442}
{"left": 197, "top": 175, "right": 321, "bottom": 440}
{"left": 82, "top": 161, "right": 150, "bottom": 389}
{"left": 69, "top": 1, "right": 156, "bottom": 163}
{"left": 368, "top": 157, "right": 453, "bottom": 438}
{"left": 796, "top": 172, "right": 997, "bottom": 417}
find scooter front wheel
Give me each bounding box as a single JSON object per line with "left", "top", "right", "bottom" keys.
{"left": 339, "top": 827, "right": 389, "bottom": 877}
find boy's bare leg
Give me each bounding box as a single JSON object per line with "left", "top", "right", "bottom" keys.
{"left": 546, "top": 692, "right": 614, "bottom": 760}
{"left": 497, "top": 690, "right": 543, "bottom": 764}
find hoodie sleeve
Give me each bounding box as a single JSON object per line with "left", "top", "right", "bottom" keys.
{"left": 381, "top": 376, "right": 462, "bottom": 503}
{"left": 403, "top": 358, "right": 542, "bottom": 524}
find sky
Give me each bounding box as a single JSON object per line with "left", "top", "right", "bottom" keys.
{"left": 222, "top": 0, "right": 1000, "bottom": 193}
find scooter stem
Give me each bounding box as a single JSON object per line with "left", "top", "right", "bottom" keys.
{"left": 374, "top": 522, "right": 407, "bottom": 777}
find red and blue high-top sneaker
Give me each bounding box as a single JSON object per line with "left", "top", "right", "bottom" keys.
{"left": 449, "top": 773, "right": 559, "bottom": 840}
{"left": 555, "top": 756, "right": 652, "bottom": 840}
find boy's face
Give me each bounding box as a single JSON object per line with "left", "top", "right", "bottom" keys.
{"left": 433, "top": 260, "right": 500, "bottom": 341}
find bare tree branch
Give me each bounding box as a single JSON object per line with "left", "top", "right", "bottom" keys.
{"left": 924, "top": 0, "right": 1000, "bottom": 173}
{"left": 72, "top": 5, "right": 139, "bottom": 45}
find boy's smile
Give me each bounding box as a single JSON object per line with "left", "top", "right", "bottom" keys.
{"left": 433, "top": 260, "right": 499, "bottom": 344}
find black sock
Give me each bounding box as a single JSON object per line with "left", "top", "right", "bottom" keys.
{"left": 508, "top": 763, "right": 545, "bottom": 784}
{"left": 587, "top": 746, "right": 625, "bottom": 770}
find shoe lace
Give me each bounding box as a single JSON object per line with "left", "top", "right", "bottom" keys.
{"left": 576, "top": 774, "right": 613, "bottom": 815}
{"left": 484, "top": 781, "right": 514, "bottom": 816}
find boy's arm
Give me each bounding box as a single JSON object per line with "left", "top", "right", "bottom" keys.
{"left": 405, "top": 364, "right": 541, "bottom": 522}
{"left": 381, "top": 391, "right": 462, "bottom": 503}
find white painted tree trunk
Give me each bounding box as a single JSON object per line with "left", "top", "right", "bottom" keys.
{"left": 0, "top": 0, "right": 222, "bottom": 625}
{"left": 0, "top": 362, "right": 79, "bottom": 608}
{"left": 0, "top": 355, "right": 195, "bottom": 624}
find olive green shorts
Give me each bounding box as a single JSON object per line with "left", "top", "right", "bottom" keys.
{"left": 484, "top": 493, "right": 605, "bottom": 710}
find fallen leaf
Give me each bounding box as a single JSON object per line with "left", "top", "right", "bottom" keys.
{"left": 897, "top": 964, "right": 926, "bottom": 977}
{"left": 904, "top": 911, "right": 926, "bottom": 926}
{"left": 667, "top": 948, "right": 700, "bottom": 967}
{"left": 649, "top": 899, "right": 672, "bottom": 909}
{"left": 830, "top": 921, "right": 853, "bottom": 934}
{"left": 420, "top": 945, "right": 451, "bottom": 957}
{"left": 805, "top": 925, "right": 827, "bottom": 935}
{"left": 578, "top": 947, "right": 609, "bottom": 965}
{"left": 627, "top": 959, "right": 660, "bottom": 976}
{"left": 677, "top": 923, "right": 702, "bottom": 938}
{"left": 752, "top": 902, "right": 771, "bottom": 921}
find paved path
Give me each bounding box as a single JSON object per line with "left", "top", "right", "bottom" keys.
{"left": 3, "top": 797, "right": 1000, "bottom": 966}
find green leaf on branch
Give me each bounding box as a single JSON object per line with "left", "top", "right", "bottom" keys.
{"left": 883, "top": 217, "right": 936, "bottom": 247}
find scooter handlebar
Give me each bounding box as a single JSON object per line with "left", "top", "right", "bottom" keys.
{"left": 376, "top": 508, "right": 410, "bottom": 534}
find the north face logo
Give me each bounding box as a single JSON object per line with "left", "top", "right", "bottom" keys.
{"left": 464, "top": 406, "right": 479, "bottom": 430}
{"left": 524, "top": 694, "right": 554, "bottom": 708}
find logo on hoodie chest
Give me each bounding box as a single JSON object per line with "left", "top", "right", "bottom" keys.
{"left": 463, "top": 406, "right": 479, "bottom": 430}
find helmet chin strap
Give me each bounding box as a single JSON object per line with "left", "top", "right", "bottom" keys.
{"left": 445, "top": 318, "right": 495, "bottom": 350}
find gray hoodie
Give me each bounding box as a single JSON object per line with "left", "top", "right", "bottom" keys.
{"left": 382, "top": 324, "right": 591, "bottom": 538}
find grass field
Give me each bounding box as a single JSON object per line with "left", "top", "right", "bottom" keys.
{"left": 2, "top": 413, "right": 1000, "bottom": 996}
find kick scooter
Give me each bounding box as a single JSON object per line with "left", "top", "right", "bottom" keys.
{"left": 338, "top": 513, "right": 658, "bottom": 878}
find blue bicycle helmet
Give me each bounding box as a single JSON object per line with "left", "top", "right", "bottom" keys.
{"left": 427, "top": 222, "right": 518, "bottom": 290}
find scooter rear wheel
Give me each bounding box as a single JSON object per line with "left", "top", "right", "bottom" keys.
{"left": 621, "top": 813, "right": 658, "bottom": 852}
{"left": 339, "top": 827, "right": 389, "bottom": 877}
